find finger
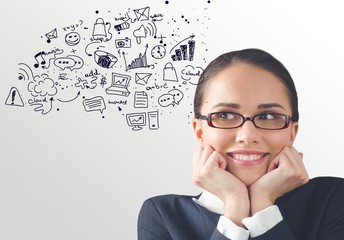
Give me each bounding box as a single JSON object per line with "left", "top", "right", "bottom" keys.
{"left": 204, "top": 150, "right": 227, "bottom": 171}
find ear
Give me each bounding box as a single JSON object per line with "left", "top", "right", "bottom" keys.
{"left": 290, "top": 122, "right": 299, "bottom": 144}
{"left": 192, "top": 118, "right": 203, "bottom": 144}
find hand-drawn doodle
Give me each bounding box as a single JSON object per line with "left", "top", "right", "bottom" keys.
{"left": 135, "top": 73, "right": 152, "bottom": 85}
{"left": 169, "top": 34, "right": 195, "bottom": 61}
{"left": 9, "top": 2, "right": 211, "bottom": 127}
{"left": 158, "top": 93, "right": 175, "bottom": 107}
{"left": 133, "top": 25, "right": 147, "bottom": 44}
{"left": 151, "top": 45, "right": 166, "bottom": 59}
{"left": 27, "top": 74, "right": 57, "bottom": 97}
{"left": 45, "top": 28, "right": 58, "bottom": 43}
{"left": 181, "top": 65, "right": 204, "bottom": 85}
{"left": 134, "top": 91, "right": 148, "bottom": 108}
{"left": 33, "top": 51, "right": 46, "bottom": 68}
{"left": 18, "top": 63, "right": 34, "bottom": 81}
{"left": 114, "top": 22, "right": 130, "bottom": 31}
{"left": 163, "top": 62, "right": 178, "bottom": 82}
{"left": 5, "top": 87, "right": 24, "bottom": 107}
{"left": 133, "top": 7, "right": 150, "bottom": 21}
{"left": 82, "top": 96, "right": 106, "bottom": 114}
{"left": 148, "top": 111, "right": 159, "bottom": 130}
{"left": 75, "top": 78, "right": 88, "bottom": 89}
{"left": 92, "top": 18, "right": 112, "bottom": 42}
{"left": 54, "top": 55, "right": 84, "bottom": 71}
{"left": 94, "top": 50, "right": 118, "bottom": 68}
{"left": 115, "top": 37, "right": 132, "bottom": 48}
{"left": 65, "top": 32, "right": 81, "bottom": 46}
{"left": 158, "top": 88, "right": 184, "bottom": 107}
{"left": 124, "top": 44, "right": 154, "bottom": 70}
{"left": 105, "top": 72, "right": 131, "bottom": 96}
{"left": 57, "top": 91, "right": 80, "bottom": 103}
{"left": 126, "top": 112, "right": 146, "bottom": 131}
{"left": 28, "top": 97, "right": 54, "bottom": 115}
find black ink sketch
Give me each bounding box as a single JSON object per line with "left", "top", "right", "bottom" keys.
{"left": 27, "top": 73, "right": 57, "bottom": 98}
{"left": 133, "top": 7, "right": 150, "bottom": 21}
{"left": 114, "top": 22, "right": 130, "bottom": 31}
{"left": 126, "top": 112, "right": 146, "bottom": 131}
{"left": 133, "top": 24, "right": 148, "bottom": 44}
{"left": 115, "top": 37, "right": 132, "bottom": 48}
{"left": 75, "top": 77, "right": 88, "bottom": 89}
{"left": 100, "top": 75, "right": 107, "bottom": 88}
{"left": 148, "top": 111, "right": 159, "bottom": 130}
{"left": 54, "top": 55, "right": 84, "bottom": 71}
{"left": 92, "top": 18, "right": 112, "bottom": 42}
{"left": 124, "top": 44, "right": 154, "bottom": 70}
{"left": 105, "top": 72, "right": 131, "bottom": 97}
{"left": 181, "top": 65, "right": 204, "bottom": 85}
{"left": 82, "top": 96, "right": 106, "bottom": 114}
{"left": 33, "top": 51, "right": 46, "bottom": 68}
{"left": 158, "top": 88, "right": 184, "bottom": 107}
{"left": 45, "top": 28, "right": 58, "bottom": 43}
{"left": 18, "top": 63, "right": 34, "bottom": 81}
{"left": 163, "top": 62, "right": 178, "bottom": 82}
{"left": 65, "top": 32, "right": 81, "bottom": 46}
{"left": 28, "top": 97, "right": 54, "bottom": 115}
{"left": 5, "top": 87, "right": 24, "bottom": 107}
{"left": 169, "top": 34, "right": 195, "bottom": 61}
{"left": 134, "top": 91, "right": 148, "bottom": 108}
{"left": 135, "top": 73, "right": 152, "bottom": 85}
{"left": 94, "top": 50, "right": 118, "bottom": 68}
{"left": 57, "top": 91, "right": 80, "bottom": 103}
{"left": 151, "top": 45, "right": 166, "bottom": 59}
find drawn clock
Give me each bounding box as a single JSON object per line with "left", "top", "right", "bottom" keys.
{"left": 151, "top": 45, "right": 166, "bottom": 59}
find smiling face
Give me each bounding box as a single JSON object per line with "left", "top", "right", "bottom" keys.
{"left": 65, "top": 32, "right": 81, "bottom": 46}
{"left": 193, "top": 62, "right": 298, "bottom": 186}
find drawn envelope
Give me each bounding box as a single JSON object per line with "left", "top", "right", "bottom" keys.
{"left": 134, "top": 7, "right": 150, "bottom": 21}
{"left": 45, "top": 28, "right": 58, "bottom": 40}
{"left": 135, "top": 73, "right": 152, "bottom": 85}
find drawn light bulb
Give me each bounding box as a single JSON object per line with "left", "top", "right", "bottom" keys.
{"left": 133, "top": 24, "right": 147, "bottom": 44}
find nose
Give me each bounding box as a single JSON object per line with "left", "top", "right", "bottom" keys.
{"left": 235, "top": 120, "right": 260, "bottom": 144}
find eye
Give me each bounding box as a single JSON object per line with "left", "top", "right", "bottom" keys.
{"left": 257, "top": 113, "right": 279, "bottom": 120}
{"left": 214, "top": 112, "right": 237, "bottom": 120}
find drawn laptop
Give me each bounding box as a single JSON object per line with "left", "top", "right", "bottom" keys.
{"left": 105, "top": 72, "right": 131, "bottom": 96}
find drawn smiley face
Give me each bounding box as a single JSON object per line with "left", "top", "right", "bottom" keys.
{"left": 65, "top": 32, "right": 81, "bottom": 46}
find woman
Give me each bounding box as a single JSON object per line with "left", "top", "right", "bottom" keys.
{"left": 138, "top": 49, "right": 344, "bottom": 239}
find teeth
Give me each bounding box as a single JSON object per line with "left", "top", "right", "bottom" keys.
{"left": 232, "top": 154, "right": 262, "bottom": 161}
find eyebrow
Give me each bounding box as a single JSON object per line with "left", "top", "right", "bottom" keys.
{"left": 211, "top": 102, "right": 285, "bottom": 110}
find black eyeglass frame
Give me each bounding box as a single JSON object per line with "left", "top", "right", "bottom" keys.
{"left": 196, "top": 112, "right": 294, "bottom": 130}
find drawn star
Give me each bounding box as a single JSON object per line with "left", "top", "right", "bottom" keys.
{"left": 75, "top": 77, "right": 88, "bottom": 89}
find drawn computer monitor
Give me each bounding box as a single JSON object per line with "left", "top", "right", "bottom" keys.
{"left": 126, "top": 112, "right": 146, "bottom": 131}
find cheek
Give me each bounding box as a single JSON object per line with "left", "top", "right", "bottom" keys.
{"left": 266, "top": 132, "right": 294, "bottom": 157}
{"left": 201, "top": 128, "right": 235, "bottom": 149}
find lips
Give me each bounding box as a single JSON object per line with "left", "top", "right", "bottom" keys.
{"left": 228, "top": 151, "right": 268, "bottom": 166}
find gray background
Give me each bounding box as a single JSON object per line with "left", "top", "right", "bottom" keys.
{"left": 1, "top": 0, "right": 344, "bottom": 239}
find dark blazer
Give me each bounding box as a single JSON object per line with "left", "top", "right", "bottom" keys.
{"left": 138, "top": 177, "right": 344, "bottom": 239}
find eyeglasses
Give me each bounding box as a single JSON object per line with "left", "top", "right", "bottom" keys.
{"left": 197, "top": 112, "right": 292, "bottom": 130}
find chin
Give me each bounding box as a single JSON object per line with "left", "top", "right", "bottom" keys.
{"left": 231, "top": 169, "right": 266, "bottom": 187}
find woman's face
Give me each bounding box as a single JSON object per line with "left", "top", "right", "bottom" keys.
{"left": 193, "top": 62, "right": 299, "bottom": 186}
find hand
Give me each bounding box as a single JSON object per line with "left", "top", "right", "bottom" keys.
{"left": 249, "top": 146, "right": 309, "bottom": 215}
{"left": 192, "top": 145, "right": 250, "bottom": 226}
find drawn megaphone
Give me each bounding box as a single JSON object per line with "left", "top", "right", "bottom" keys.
{"left": 133, "top": 24, "right": 147, "bottom": 44}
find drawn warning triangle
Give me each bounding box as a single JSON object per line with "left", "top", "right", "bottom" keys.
{"left": 5, "top": 87, "right": 24, "bottom": 107}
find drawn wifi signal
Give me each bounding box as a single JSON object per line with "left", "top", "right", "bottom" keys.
{"left": 145, "top": 22, "right": 157, "bottom": 37}
{"left": 171, "top": 39, "right": 195, "bottom": 61}
{"left": 18, "top": 63, "right": 34, "bottom": 81}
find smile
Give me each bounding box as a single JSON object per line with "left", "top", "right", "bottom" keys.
{"left": 228, "top": 152, "right": 268, "bottom": 166}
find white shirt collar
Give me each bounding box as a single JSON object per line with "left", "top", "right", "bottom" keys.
{"left": 192, "top": 190, "right": 224, "bottom": 215}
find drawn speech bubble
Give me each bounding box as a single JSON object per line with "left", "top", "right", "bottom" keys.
{"left": 82, "top": 96, "right": 106, "bottom": 114}
{"left": 168, "top": 89, "right": 184, "bottom": 105}
{"left": 54, "top": 55, "right": 84, "bottom": 71}
{"left": 158, "top": 93, "right": 175, "bottom": 107}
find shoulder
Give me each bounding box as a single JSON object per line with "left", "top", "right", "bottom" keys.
{"left": 279, "top": 176, "right": 344, "bottom": 204}
{"left": 141, "top": 194, "right": 199, "bottom": 212}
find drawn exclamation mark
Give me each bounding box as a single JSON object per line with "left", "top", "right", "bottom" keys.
{"left": 11, "top": 89, "right": 16, "bottom": 105}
